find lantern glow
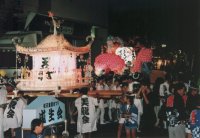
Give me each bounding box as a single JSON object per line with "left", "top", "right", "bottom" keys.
{"left": 16, "top": 34, "right": 93, "bottom": 91}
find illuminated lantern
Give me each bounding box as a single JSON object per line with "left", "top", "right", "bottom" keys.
{"left": 16, "top": 34, "right": 93, "bottom": 91}
{"left": 115, "top": 47, "right": 136, "bottom": 66}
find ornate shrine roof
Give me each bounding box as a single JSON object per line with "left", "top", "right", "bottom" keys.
{"left": 16, "top": 34, "right": 93, "bottom": 55}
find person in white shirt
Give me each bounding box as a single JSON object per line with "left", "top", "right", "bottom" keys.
{"left": 4, "top": 91, "right": 27, "bottom": 137}
{"left": 159, "top": 74, "right": 171, "bottom": 97}
{"left": 96, "top": 77, "right": 108, "bottom": 124}
{"left": 112, "top": 79, "right": 121, "bottom": 91}
{"left": 108, "top": 96, "right": 118, "bottom": 122}
{"left": 128, "top": 76, "right": 134, "bottom": 92}
{"left": 159, "top": 74, "right": 172, "bottom": 129}
{"left": 159, "top": 81, "right": 170, "bottom": 97}
{"left": 105, "top": 79, "right": 114, "bottom": 90}
{"left": 1, "top": 78, "right": 20, "bottom": 138}
{"left": 0, "top": 85, "right": 7, "bottom": 138}
{"left": 105, "top": 79, "right": 118, "bottom": 121}
{"left": 130, "top": 81, "right": 143, "bottom": 132}
{"left": 96, "top": 77, "right": 106, "bottom": 90}
{"left": 4, "top": 91, "right": 28, "bottom": 138}
{"left": 75, "top": 87, "right": 98, "bottom": 138}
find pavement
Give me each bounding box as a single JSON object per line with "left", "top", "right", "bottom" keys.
{"left": 68, "top": 122, "right": 168, "bottom": 138}
{"left": 4, "top": 121, "right": 168, "bottom": 138}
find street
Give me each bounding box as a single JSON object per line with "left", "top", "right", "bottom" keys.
{"left": 68, "top": 122, "right": 168, "bottom": 138}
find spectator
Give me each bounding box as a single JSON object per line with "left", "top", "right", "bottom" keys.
{"left": 152, "top": 77, "right": 164, "bottom": 127}
{"left": 130, "top": 81, "right": 143, "bottom": 132}
{"left": 30, "top": 118, "right": 44, "bottom": 138}
{"left": 188, "top": 96, "right": 200, "bottom": 138}
{"left": 159, "top": 74, "right": 172, "bottom": 129}
{"left": 166, "top": 82, "right": 187, "bottom": 138}
{"left": 139, "top": 80, "right": 156, "bottom": 132}
{"left": 120, "top": 95, "right": 138, "bottom": 138}
{"left": 186, "top": 83, "right": 199, "bottom": 115}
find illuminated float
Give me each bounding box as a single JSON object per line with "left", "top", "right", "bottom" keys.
{"left": 94, "top": 36, "right": 136, "bottom": 76}
{"left": 14, "top": 12, "right": 94, "bottom": 91}
{"left": 15, "top": 35, "right": 93, "bottom": 91}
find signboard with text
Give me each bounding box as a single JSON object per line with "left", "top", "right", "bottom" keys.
{"left": 22, "top": 96, "right": 65, "bottom": 129}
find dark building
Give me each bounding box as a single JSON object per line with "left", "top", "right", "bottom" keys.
{"left": 0, "top": 0, "right": 200, "bottom": 79}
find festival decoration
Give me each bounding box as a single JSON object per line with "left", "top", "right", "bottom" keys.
{"left": 115, "top": 47, "right": 136, "bottom": 66}
{"left": 22, "top": 96, "right": 65, "bottom": 128}
{"left": 131, "top": 47, "right": 153, "bottom": 73}
{"left": 48, "top": 11, "right": 60, "bottom": 35}
{"left": 106, "top": 36, "right": 124, "bottom": 54}
{"left": 15, "top": 34, "right": 93, "bottom": 91}
{"left": 94, "top": 53, "right": 125, "bottom": 76}
{"left": 48, "top": 11, "right": 54, "bottom": 17}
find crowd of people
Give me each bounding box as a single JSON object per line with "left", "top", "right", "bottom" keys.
{"left": 75, "top": 69, "right": 200, "bottom": 138}
{"left": 1, "top": 70, "right": 200, "bottom": 138}
{"left": 0, "top": 78, "right": 31, "bottom": 138}
{"left": 0, "top": 36, "right": 200, "bottom": 138}
{"left": 71, "top": 36, "right": 200, "bottom": 138}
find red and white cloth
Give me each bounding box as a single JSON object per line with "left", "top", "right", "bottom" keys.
{"left": 132, "top": 47, "right": 153, "bottom": 73}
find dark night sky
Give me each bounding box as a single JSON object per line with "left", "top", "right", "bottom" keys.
{"left": 0, "top": 0, "right": 199, "bottom": 54}
{"left": 108, "top": 0, "right": 199, "bottom": 54}
{"left": 0, "top": 0, "right": 200, "bottom": 76}
{"left": 106, "top": 0, "right": 200, "bottom": 78}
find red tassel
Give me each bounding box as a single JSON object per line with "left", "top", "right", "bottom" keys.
{"left": 48, "top": 11, "right": 54, "bottom": 17}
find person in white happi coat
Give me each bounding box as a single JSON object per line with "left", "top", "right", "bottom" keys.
{"left": 4, "top": 91, "right": 28, "bottom": 137}
{"left": 96, "top": 77, "right": 108, "bottom": 124}
{"left": 75, "top": 87, "right": 98, "bottom": 138}
{"left": 106, "top": 79, "right": 118, "bottom": 121}
{"left": 0, "top": 85, "right": 7, "bottom": 138}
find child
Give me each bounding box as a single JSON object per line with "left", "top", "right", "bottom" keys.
{"left": 120, "top": 95, "right": 138, "bottom": 138}
{"left": 117, "top": 82, "right": 129, "bottom": 138}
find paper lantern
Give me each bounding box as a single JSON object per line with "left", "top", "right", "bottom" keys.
{"left": 94, "top": 53, "right": 125, "bottom": 76}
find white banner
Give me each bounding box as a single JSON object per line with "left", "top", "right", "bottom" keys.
{"left": 23, "top": 96, "right": 65, "bottom": 129}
